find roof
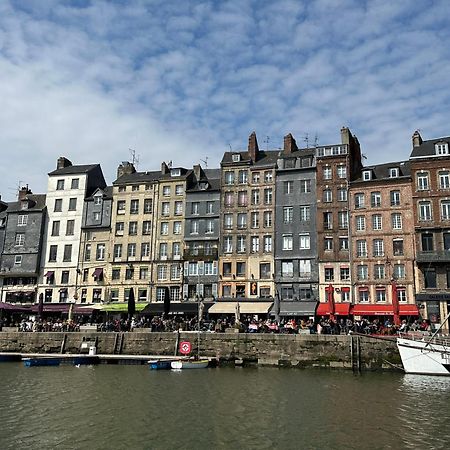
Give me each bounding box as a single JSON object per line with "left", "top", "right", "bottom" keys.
{"left": 85, "top": 186, "right": 113, "bottom": 200}
{"left": 48, "top": 164, "right": 100, "bottom": 176}
{"left": 221, "top": 150, "right": 280, "bottom": 167}
{"left": 352, "top": 160, "right": 411, "bottom": 183}
{"left": 5, "top": 194, "right": 47, "bottom": 212}
{"left": 277, "top": 147, "right": 316, "bottom": 159}
{"left": 410, "top": 136, "right": 450, "bottom": 158}
{"left": 113, "top": 170, "right": 160, "bottom": 185}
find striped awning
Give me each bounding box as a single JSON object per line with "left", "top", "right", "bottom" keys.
{"left": 208, "top": 302, "right": 273, "bottom": 314}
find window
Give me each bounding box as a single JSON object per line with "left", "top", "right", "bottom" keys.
{"left": 159, "top": 243, "right": 168, "bottom": 258}
{"left": 374, "top": 264, "right": 385, "bottom": 279}
{"left": 354, "top": 193, "right": 365, "bottom": 209}
{"left": 283, "top": 207, "right": 293, "bottom": 223}
{"left": 141, "top": 242, "right": 150, "bottom": 257}
{"left": 338, "top": 188, "right": 347, "bottom": 202}
{"left": 204, "top": 262, "right": 216, "bottom": 276}
{"left": 338, "top": 211, "right": 348, "bottom": 229}
{"left": 51, "top": 220, "right": 60, "bottom": 236}
{"left": 131, "top": 185, "right": 139, "bottom": 192}
{"left": 113, "top": 244, "right": 122, "bottom": 259}
{"left": 71, "top": 178, "right": 79, "bottom": 189}
{"left": 63, "top": 244, "right": 72, "bottom": 262}
{"left": 372, "top": 214, "right": 382, "bottom": 231}
{"left": 373, "top": 239, "right": 384, "bottom": 257}
{"left": 441, "top": 200, "right": 450, "bottom": 220}
{"left": 417, "top": 172, "right": 430, "bottom": 191}
{"left": 251, "top": 212, "right": 259, "bottom": 228}
{"left": 163, "top": 186, "right": 171, "bottom": 196}
{"left": 444, "top": 232, "right": 450, "bottom": 250}
{"left": 236, "top": 261, "right": 246, "bottom": 277}
{"left": 358, "top": 288, "right": 369, "bottom": 302}
{"left": 252, "top": 172, "right": 260, "bottom": 183}
{"left": 376, "top": 288, "right": 386, "bottom": 302}
{"left": 224, "top": 214, "right": 233, "bottom": 229}
{"left": 64, "top": 219, "right": 75, "bottom": 236}
{"left": 224, "top": 171, "right": 235, "bottom": 185}
{"left": 263, "top": 235, "right": 272, "bottom": 252}
{"left": 324, "top": 268, "right": 334, "bottom": 282}
{"left": 156, "top": 287, "right": 166, "bottom": 301}
{"left": 128, "top": 199, "right": 138, "bottom": 214}
{"left": 435, "top": 142, "right": 449, "bottom": 155}
{"left": 118, "top": 186, "right": 126, "bottom": 193}
{"left": 323, "top": 189, "right": 332, "bottom": 202}
{"left": 356, "top": 216, "right": 365, "bottom": 231}
{"left": 424, "top": 268, "right": 436, "bottom": 288}
{"left": 17, "top": 215, "right": 28, "bottom": 226}
{"left": 324, "top": 238, "right": 333, "bottom": 251}
{"left": 141, "top": 221, "right": 151, "bottom": 235}
{"left": 371, "top": 192, "right": 381, "bottom": 207}
{"left": 264, "top": 188, "right": 273, "bottom": 204}
{"left": 172, "top": 242, "right": 181, "bottom": 257}
{"left": 282, "top": 261, "right": 293, "bottom": 277}
{"left": 160, "top": 222, "right": 169, "bottom": 236}
{"left": 173, "top": 221, "right": 182, "bottom": 235}
{"left": 357, "top": 265, "right": 368, "bottom": 281}
{"left": 223, "top": 236, "right": 232, "bottom": 253}
{"left": 161, "top": 202, "right": 170, "bottom": 216}
{"left": 237, "top": 236, "right": 246, "bottom": 253}
{"left": 251, "top": 189, "right": 260, "bottom": 205}
{"left": 157, "top": 265, "right": 167, "bottom": 281}
{"left": 337, "top": 165, "right": 347, "bottom": 178}
{"left": 281, "top": 286, "right": 294, "bottom": 300}
{"left": 299, "top": 233, "right": 310, "bottom": 249}
{"left": 391, "top": 213, "right": 402, "bottom": 230}
{"left": 128, "top": 221, "right": 138, "bottom": 236}
{"left": 54, "top": 199, "right": 62, "bottom": 212}
{"left": 390, "top": 190, "right": 400, "bottom": 206}
{"left": 421, "top": 233, "right": 433, "bottom": 252}
{"left": 171, "top": 264, "right": 181, "bottom": 280}
{"left": 299, "top": 260, "right": 311, "bottom": 277}
{"left": 56, "top": 179, "right": 64, "bottom": 190}
{"left": 206, "top": 201, "right": 214, "bottom": 214}
{"left": 238, "top": 170, "right": 248, "bottom": 184}
{"left": 84, "top": 244, "right": 91, "bottom": 261}
{"left": 419, "top": 201, "right": 432, "bottom": 221}
{"left": 283, "top": 234, "right": 293, "bottom": 250}
{"left": 251, "top": 236, "right": 260, "bottom": 253}
{"left": 439, "top": 171, "right": 450, "bottom": 189}
{"left": 94, "top": 196, "right": 102, "bottom": 206}
{"left": 362, "top": 170, "right": 372, "bottom": 181}
{"left": 397, "top": 288, "right": 407, "bottom": 303}
{"left": 237, "top": 191, "right": 248, "bottom": 207}
{"left": 94, "top": 212, "right": 101, "bottom": 221}
{"left": 61, "top": 271, "right": 69, "bottom": 284}
{"left": 174, "top": 201, "right": 183, "bottom": 215}
{"left": 339, "top": 238, "right": 349, "bottom": 251}
{"left": 112, "top": 268, "right": 121, "bottom": 280}
{"left": 190, "top": 220, "right": 199, "bottom": 234}
{"left": 393, "top": 239, "right": 404, "bottom": 256}
{"left": 222, "top": 262, "right": 232, "bottom": 277}
{"left": 68, "top": 198, "right": 77, "bottom": 211}
{"left": 237, "top": 213, "right": 247, "bottom": 229}
{"left": 49, "top": 245, "right": 57, "bottom": 262}
{"left": 264, "top": 171, "right": 273, "bottom": 183}
{"left": 300, "top": 180, "right": 311, "bottom": 193}
{"left": 96, "top": 244, "right": 105, "bottom": 260}
{"left": 224, "top": 192, "right": 234, "bottom": 207}
{"left": 116, "top": 200, "right": 126, "bottom": 214}
{"left": 175, "top": 185, "right": 183, "bottom": 195}
{"left": 264, "top": 211, "right": 272, "bottom": 227}
{"left": 299, "top": 206, "right": 310, "bottom": 222}
{"left": 357, "top": 240, "right": 367, "bottom": 257}
{"left": 144, "top": 198, "right": 153, "bottom": 213}
{"left": 341, "top": 287, "right": 350, "bottom": 302}
{"left": 127, "top": 243, "right": 136, "bottom": 258}
{"left": 188, "top": 262, "right": 198, "bottom": 276}
{"left": 83, "top": 268, "right": 88, "bottom": 282}
{"left": 340, "top": 267, "right": 350, "bottom": 281}
{"left": 393, "top": 264, "right": 405, "bottom": 279}
{"left": 15, "top": 233, "right": 25, "bottom": 246}
{"left": 284, "top": 181, "right": 293, "bottom": 194}
{"left": 236, "top": 285, "right": 245, "bottom": 298}
{"left": 323, "top": 166, "right": 332, "bottom": 180}
{"left": 323, "top": 212, "right": 332, "bottom": 230}
{"left": 389, "top": 168, "right": 399, "bottom": 178}
{"left": 260, "top": 263, "right": 271, "bottom": 279}
{"left": 14, "top": 255, "right": 22, "bottom": 266}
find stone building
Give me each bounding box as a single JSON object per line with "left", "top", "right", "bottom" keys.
{"left": 38, "top": 157, "right": 106, "bottom": 303}
{"left": 110, "top": 162, "right": 159, "bottom": 303}
{"left": 183, "top": 165, "right": 220, "bottom": 301}
{"left": 275, "top": 134, "right": 318, "bottom": 318}
{"left": 348, "top": 161, "right": 418, "bottom": 319}
{"left": 0, "top": 187, "right": 46, "bottom": 304}
{"left": 315, "top": 127, "right": 362, "bottom": 317}
{"left": 410, "top": 131, "right": 450, "bottom": 327}
{"left": 219, "top": 132, "right": 278, "bottom": 300}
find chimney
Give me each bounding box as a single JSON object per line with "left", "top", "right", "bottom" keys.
{"left": 283, "top": 133, "right": 298, "bottom": 154}
{"left": 248, "top": 132, "right": 259, "bottom": 162}
{"left": 340, "top": 127, "right": 351, "bottom": 146}
{"left": 193, "top": 164, "right": 203, "bottom": 181}
{"left": 18, "top": 185, "right": 32, "bottom": 201}
{"left": 116, "top": 161, "right": 136, "bottom": 179}
{"left": 161, "top": 161, "right": 169, "bottom": 175}
{"left": 412, "top": 130, "right": 423, "bottom": 148}
{"left": 57, "top": 157, "right": 72, "bottom": 170}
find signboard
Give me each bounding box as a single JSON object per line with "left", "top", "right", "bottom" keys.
{"left": 179, "top": 341, "right": 191, "bottom": 355}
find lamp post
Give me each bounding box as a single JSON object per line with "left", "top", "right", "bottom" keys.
{"left": 325, "top": 284, "right": 335, "bottom": 321}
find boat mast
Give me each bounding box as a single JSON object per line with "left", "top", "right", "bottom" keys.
{"left": 424, "top": 312, "right": 450, "bottom": 349}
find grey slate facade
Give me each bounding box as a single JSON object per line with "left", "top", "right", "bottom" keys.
{"left": 275, "top": 135, "right": 318, "bottom": 315}
{"left": 183, "top": 166, "right": 220, "bottom": 300}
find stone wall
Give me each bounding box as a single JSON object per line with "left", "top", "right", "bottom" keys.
{"left": 0, "top": 332, "right": 402, "bottom": 371}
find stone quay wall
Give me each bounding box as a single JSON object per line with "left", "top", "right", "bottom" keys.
{"left": 0, "top": 332, "right": 402, "bottom": 371}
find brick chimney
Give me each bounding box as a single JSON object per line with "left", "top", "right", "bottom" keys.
{"left": 248, "top": 132, "right": 259, "bottom": 162}
{"left": 340, "top": 126, "right": 351, "bottom": 146}
{"left": 116, "top": 161, "right": 136, "bottom": 179}
{"left": 283, "top": 133, "right": 298, "bottom": 154}
{"left": 193, "top": 164, "right": 203, "bottom": 181}
{"left": 161, "top": 161, "right": 169, "bottom": 175}
{"left": 57, "top": 157, "right": 72, "bottom": 170}
{"left": 18, "top": 186, "right": 32, "bottom": 201}
{"left": 412, "top": 130, "right": 423, "bottom": 148}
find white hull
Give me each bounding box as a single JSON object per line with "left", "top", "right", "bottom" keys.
{"left": 397, "top": 337, "right": 450, "bottom": 376}
{"left": 171, "top": 359, "right": 209, "bottom": 369}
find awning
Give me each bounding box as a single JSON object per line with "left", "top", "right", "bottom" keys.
{"left": 279, "top": 301, "right": 318, "bottom": 316}
{"left": 351, "top": 304, "right": 420, "bottom": 316}
{"left": 0, "top": 302, "right": 31, "bottom": 312}
{"left": 141, "top": 302, "right": 214, "bottom": 315}
{"left": 31, "top": 303, "right": 70, "bottom": 313}
{"left": 99, "top": 302, "right": 149, "bottom": 313}
{"left": 92, "top": 268, "right": 103, "bottom": 278}
{"left": 316, "top": 302, "right": 351, "bottom": 316}
{"left": 44, "top": 271, "right": 54, "bottom": 278}
{"left": 208, "top": 302, "right": 273, "bottom": 314}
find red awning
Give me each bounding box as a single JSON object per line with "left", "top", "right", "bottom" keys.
{"left": 351, "top": 304, "right": 420, "bottom": 316}
{"left": 92, "top": 268, "right": 103, "bottom": 278}
{"left": 316, "top": 302, "right": 351, "bottom": 316}
{"left": 44, "top": 271, "right": 54, "bottom": 278}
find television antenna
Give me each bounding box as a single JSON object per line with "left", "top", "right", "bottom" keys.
{"left": 263, "top": 136, "right": 270, "bottom": 151}
{"left": 303, "top": 133, "right": 309, "bottom": 148}
{"left": 314, "top": 133, "right": 319, "bottom": 147}
{"left": 200, "top": 157, "right": 209, "bottom": 168}
{"left": 129, "top": 148, "right": 140, "bottom": 169}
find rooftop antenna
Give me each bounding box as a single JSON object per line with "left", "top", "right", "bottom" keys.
{"left": 228, "top": 143, "right": 233, "bottom": 151}
{"left": 168, "top": 160, "right": 173, "bottom": 169}
{"left": 263, "top": 136, "right": 270, "bottom": 151}
{"left": 304, "top": 133, "right": 309, "bottom": 148}
{"left": 9, "top": 181, "right": 25, "bottom": 199}
{"left": 200, "top": 157, "right": 209, "bottom": 168}
{"left": 314, "top": 133, "right": 319, "bottom": 147}
{"left": 129, "top": 148, "right": 140, "bottom": 170}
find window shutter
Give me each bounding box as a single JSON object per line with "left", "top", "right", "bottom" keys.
{"left": 198, "top": 261, "right": 204, "bottom": 275}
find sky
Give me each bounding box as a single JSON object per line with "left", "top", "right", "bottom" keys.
{"left": 1, "top": 0, "right": 450, "bottom": 200}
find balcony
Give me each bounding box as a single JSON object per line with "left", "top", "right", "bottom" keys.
{"left": 416, "top": 250, "right": 450, "bottom": 263}
{"left": 183, "top": 249, "right": 219, "bottom": 260}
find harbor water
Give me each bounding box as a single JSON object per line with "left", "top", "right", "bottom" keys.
{"left": 0, "top": 364, "right": 449, "bottom": 450}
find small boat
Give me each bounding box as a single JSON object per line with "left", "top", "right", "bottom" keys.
{"left": 0, "top": 354, "right": 21, "bottom": 362}
{"left": 23, "top": 357, "right": 61, "bottom": 367}
{"left": 73, "top": 356, "right": 99, "bottom": 366}
{"left": 397, "top": 312, "right": 450, "bottom": 376}
{"left": 171, "top": 359, "right": 209, "bottom": 369}
{"left": 149, "top": 359, "right": 176, "bottom": 370}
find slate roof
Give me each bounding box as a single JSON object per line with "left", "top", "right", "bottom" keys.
{"left": 352, "top": 160, "right": 411, "bottom": 183}
{"left": 48, "top": 164, "right": 99, "bottom": 176}
{"left": 221, "top": 150, "right": 280, "bottom": 167}
{"left": 6, "top": 194, "right": 47, "bottom": 212}
{"left": 113, "top": 170, "right": 161, "bottom": 185}
{"left": 85, "top": 186, "right": 113, "bottom": 200}
{"left": 277, "top": 147, "right": 316, "bottom": 159}
{"left": 410, "top": 136, "right": 450, "bottom": 158}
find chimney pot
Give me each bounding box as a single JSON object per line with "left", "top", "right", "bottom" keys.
{"left": 116, "top": 161, "right": 136, "bottom": 179}
{"left": 248, "top": 132, "right": 259, "bottom": 161}
{"left": 283, "top": 133, "right": 298, "bottom": 154}
{"left": 412, "top": 130, "right": 423, "bottom": 148}
{"left": 57, "top": 157, "right": 72, "bottom": 170}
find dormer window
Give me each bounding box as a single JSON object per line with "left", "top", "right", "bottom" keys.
{"left": 94, "top": 196, "right": 102, "bottom": 205}
{"left": 20, "top": 200, "right": 28, "bottom": 210}
{"left": 199, "top": 182, "right": 208, "bottom": 190}
{"left": 232, "top": 154, "right": 241, "bottom": 163}
{"left": 171, "top": 168, "right": 181, "bottom": 177}
{"left": 389, "top": 168, "right": 399, "bottom": 178}
{"left": 435, "top": 142, "right": 449, "bottom": 155}
{"left": 362, "top": 170, "right": 372, "bottom": 181}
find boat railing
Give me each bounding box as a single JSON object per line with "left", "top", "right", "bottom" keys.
{"left": 399, "top": 332, "right": 450, "bottom": 347}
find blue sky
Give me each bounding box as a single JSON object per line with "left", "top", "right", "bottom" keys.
{"left": 1, "top": 0, "right": 450, "bottom": 199}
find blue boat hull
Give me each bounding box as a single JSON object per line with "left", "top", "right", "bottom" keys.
{"left": 149, "top": 360, "right": 173, "bottom": 370}
{"left": 23, "top": 358, "right": 61, "bottom": 367}
{"left": 0, "top": 354, "right": 21, "bottom": 362}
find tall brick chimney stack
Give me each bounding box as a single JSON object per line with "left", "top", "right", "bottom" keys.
{"left": 193, "top": 164, "right": 202, "bottom": 181}
{"left": 412, "top": 130, "right": 423, "bottom": 148}
{"left": 18, "top": 186, "right": 32, "bottom": 201}
{"left": 116, "top": 161, "right": 136, "bottom": 179}
{"left": 283, "top": 133, "right": 298, "bottom": 154}
{"left": 248, "top": 132, "right": 259, "bottom": 162}
{"left": 57, "top": 157, "right": 72, "bottom": 170}
{"left": 161, "top": 162, "right": 169, "bottom": 175}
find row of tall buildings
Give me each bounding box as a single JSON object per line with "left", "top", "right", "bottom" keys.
{"left": 0, "top": 128, "right": 449, "bottom": 325}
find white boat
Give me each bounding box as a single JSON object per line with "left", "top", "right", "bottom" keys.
{"left": 397, "top": 312, "right": 450, "bottom": 376}
{"left": 171, "top": 359, "right": 209, "bottom": 369}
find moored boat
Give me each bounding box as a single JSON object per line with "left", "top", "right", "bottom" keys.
{"left": 170, "top": 359, "right": 209, "bottom": 369}
{"left": 149, "top": 359, "right": 177, "bottom": 370}
{"left": 23, "top": 357, "right": 61, "bottom": 367}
